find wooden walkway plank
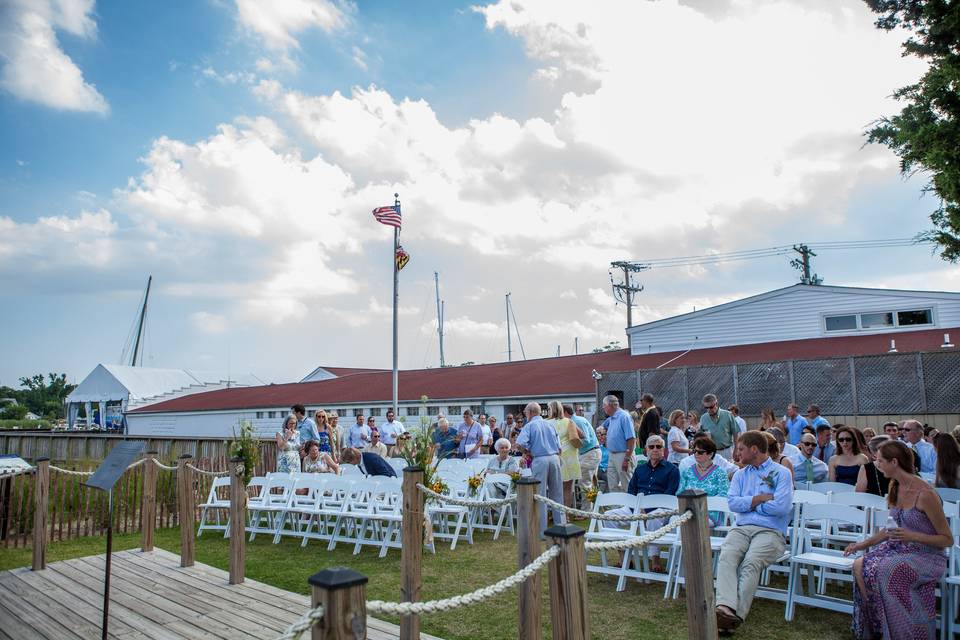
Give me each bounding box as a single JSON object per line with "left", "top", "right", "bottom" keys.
{"left": 0, "top": 576, "right": 90, "bottom": 640}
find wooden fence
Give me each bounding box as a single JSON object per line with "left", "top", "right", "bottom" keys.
{"left": 0, "top": 433, "right": 277, "bottom": 547}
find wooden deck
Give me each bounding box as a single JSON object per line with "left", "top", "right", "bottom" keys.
{"left": 0, "top": 548, "right": 444, "bottom": 640}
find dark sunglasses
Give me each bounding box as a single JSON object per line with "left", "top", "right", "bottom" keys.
{"left": 801, "top": 442, "right": 816, "bottom": 447}
{"left": 647, "top": 444, "right": 663, "bottom": 450}
{"left": 692, "top": 449, "right": 709, "bottom": 455}
{"left": 837, "top": 437, "right": 853, "bottom": 443}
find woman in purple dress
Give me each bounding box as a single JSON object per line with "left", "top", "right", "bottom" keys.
{"left": 844, "top": 441, "right": 952, "bottom": 639}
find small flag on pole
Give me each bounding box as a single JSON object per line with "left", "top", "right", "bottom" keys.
{"left": 372, "top": 205, "right": 401, "bottom": 228}
{"left": 396, "top": 246, "right": 410, "bottom": 271}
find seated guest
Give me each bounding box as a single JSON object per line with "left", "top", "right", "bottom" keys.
{"left": 828, "top": 425, "right": 869, "bottom": 486}
{"left": 302, "top": 441, "right": 339, "bottom": 474}
{"left": 813, "top": 424, "right": 835, "bottom": 464}
{"left": 486, "top": 438, "right": 520, "bottom": 475}
{"left": 883, "top": 421, "right": 901, "bottom": 439}
{"left": 856, "top": 435, "right": 891, "bottom": 496}
{"left": 769, "top": 427, "right": 799, "bottom": 460}
{"left": 679, "top": 434, "right": 740, "bottom": 479}
{"left": 861, "top": 427, "right": 877, "bottom": 440}
{"left": 764, "top": 432, "right": 794, "bottom": 481}
{"left": 845, "top": 441, "right": 952, "bottom": 639}
{"left": 715, "top": 431, "right": 793, "bottom": 632}
{"left": 431, "top": 418, "right": 458, "bottom": 460}
{"left": 790, "top": 433, "right": 829, "bottom": 484}
{"left": 339, "top": 447, "right": 396, "bottom": 477}
{"left": 626, "top": 435, "right": 679, "bottom": 572}
{"left": 364, "top": 429, "right": 388, "bottom": 457}
{"left": 677, "top": 435, "right": 730, "bottom": 525}
{"left": 933, "top": 433, "right": 960, "bottom": 488}
{"left": 596, "top": 427, "right": 609, "bottom": 492}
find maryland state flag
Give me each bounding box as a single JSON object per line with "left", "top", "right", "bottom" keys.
{"left": 396, "top": 245, "right": 410, "bottom": 271}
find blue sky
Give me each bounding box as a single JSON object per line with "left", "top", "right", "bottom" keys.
{"left": 1, "top": 0, "right": 957, "bottom": 388}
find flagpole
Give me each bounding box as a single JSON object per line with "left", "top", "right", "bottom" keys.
{"left": 392, "top": 193, "right": 400, "bottom": 415}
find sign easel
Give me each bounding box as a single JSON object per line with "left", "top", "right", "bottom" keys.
{"left": 84, "top": 441, "right": 145, "bottom": 640}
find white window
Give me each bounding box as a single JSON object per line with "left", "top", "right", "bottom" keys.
{"left": 369, "top": 408, "right": 382, "bottom": 417}
{"left": 427, "top": 405, "right": 440, "bottom": 416}
{"left": 352, "top": 408, "right": 363, "bottom": 417}
{"left": 825, "top": 314, "right": 857, "bottom": 331}
{"left": 447, "top": 405, "right": 461, "bottom": 415}
{"left": 255, "top": 411, "right": 264, "bottom": 419}
{"left": 860, "top": 312, "right": 893, "bottom": 328}
{"left": 825, "top": 307, "right": 934, "bottom": 333}
{"left": 897, "top": 309, "right": 933, "bottom": 326}
{"left": 405, "top": 406, "right": 421, "bottom": 416}
{"left": 336, "top": 408, "right": 347, "bottom": 417}
{"left": 267, "top": 411, "right": 277, "bottom": 419}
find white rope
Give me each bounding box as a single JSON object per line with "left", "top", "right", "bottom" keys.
{"left": 151, "top": 458, "right": 178, "bottom": 471}
{"left": 417, "top": 483, "right": 517, "bottom": 508}
{"left": 48, "top": 465, "right": 94, "bottom": 477}
{"left": 533, "top": 494, "right": 680, "bottom": 522}
{"left": 274, "top": 604, "right": 325, "bottom": 640}
{"left": 367, "top": 545, "right": 560, "bottom": 616}
{"left": 185, "top": 463, "right": 229, "bottom": 477}
{"left": 126, "top": 458, "right": 148, "bottom": 470}
{"left": 583, "top": 511, "right": 692, "bottom": 552}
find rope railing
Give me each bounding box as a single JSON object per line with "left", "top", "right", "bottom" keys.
{"left": 185, "top": 463, "right": 228, "bottom": 477}
{"left": 416, "top": 482, "right": 517, "bottom": 508}
{"left": 273, "top": 604, "right": 325, "bottom": 640}
{"left": 48, "top": 464, "right": 94, "bottom": 476}
{"left": 583, "top": 511, "right": 692, "bottom": 552}
{"left": 533, "top": 494, "right": 681, "bottom": 522}
{"left": 151, "top": 458, "right": 178, "bottom": 471}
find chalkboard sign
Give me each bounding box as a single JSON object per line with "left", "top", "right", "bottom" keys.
{"left": 85, "top": 441, "right": 145, "bottom": 492}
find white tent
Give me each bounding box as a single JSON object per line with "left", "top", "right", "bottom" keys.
{"left": 65, "top": 364, "right": 263, "bottom": 429}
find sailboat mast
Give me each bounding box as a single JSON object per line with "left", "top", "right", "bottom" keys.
{"left": 130, "top": 275, "right": 152, "bottom": 367}
{"left": 434, "top": 272, "right": 445, "bottom": 368}
{"left": 506, "top": 293, "right": 512, "bottom": 362}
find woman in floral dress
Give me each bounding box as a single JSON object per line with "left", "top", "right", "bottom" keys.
{"left": 676, "top": 435, "right": 729, "bottom": 525}
{"left": 314, "top": 410, "right": 334, "bottom": 455}
{"left": 844, "top": 441, "right": 952, "bottom": 639}
{"left": 547, "top": 400, "right": 582, "bottom": 507}
{"left": 276, "top": 414, "right": 301, "bottom": 473}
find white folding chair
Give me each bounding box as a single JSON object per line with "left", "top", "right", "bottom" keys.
{"left": 937, "top": 488, "right": 960, "bottom": 504}
{"left": 624, "top": 494, "right": 680, "bottom": 588}
{"left": 809, "top": 481, "right": 856, "bottom": 495}
{"left": 247, "top": 475, "right": 296, "bottom": 541}
{"left": 665, "top": 495, "right": 735, "bottom": 599}
{"left": 785, "top": 503, "right": 868, "bottom": 620}
{"left": 427, "top": 479, "right": 474, "bottom": 550}
{"left": 327, "top": 480, "right": 380, "bottom": 551}
{"left": 299, "top": 478, "right": 354, "bottom": 546}
{"left": 272, "top": 476, "right": 327, "bottom": 543}
{"left": 470, "top": 475, "right": 515, "bottom": 539}
{"left": 584, "top": 492, "right": 643, "bottom": 592}
{"left": 340, "top": 463, "right": 363, "bottom": 476}
{"left": 197, "top": 476, "right": 231, "bottom": 537}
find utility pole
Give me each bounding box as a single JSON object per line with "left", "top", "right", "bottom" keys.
{"left": 434, "top": 272, "right": 445, "bottom": 367}
{"left": 506, "top": 293, "right": 512, "bottom": 362}
{"left": 609, "top": 261, "right": 647, "bottom": 329}
{"left": 556, "top": 345, "right": 560, "bottom": 357}
{"left": 574, "top": 337, "right": 579, "bottom": 355}
{"left": 791, "top": 244, "right": 823, "bottom": 285}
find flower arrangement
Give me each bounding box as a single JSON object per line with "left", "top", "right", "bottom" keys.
{"left": 467, "top": 473, "right": 484, "bottom": 496}
{"left": 229, "top": 419, "right": 260, "bottom": 485}
{"left": 427, "top": 476, "right": 449, "bottom": 498}
{"left": 509, "top": 471, "right": 521, "bottom": 488}
{"left": 584, "top": 486, "right": 599, "bottom": 505}
{"left": 761, "top": 472, "right": 778, "bottom": 491}
{"left": 396, "top": 394, "right": 445, "bottom": 500}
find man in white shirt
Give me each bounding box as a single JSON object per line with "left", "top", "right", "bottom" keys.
{"left": 378, "top": 409, "right": 405, "bottom": 456}
{"left": 728, "top": 405, "right": 748, "bottom": 434}
{"left": 480, "top": 417, "right": 493, "bottom": 454}
{"left": 901, "top": 419, "right": 936, "bottom": 473}
{"left": 364, "top": 429, "right": 389, "bottom": 457}
{"left": 788, "top": 433, "right": 829, "bottom": 484}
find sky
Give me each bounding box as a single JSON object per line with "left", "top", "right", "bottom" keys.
{"left": 1, "top": 0, "right": 958, "bottom": 388}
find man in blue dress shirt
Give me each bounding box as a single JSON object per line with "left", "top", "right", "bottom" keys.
{"left": 600, "top": 395, "right": 636, "bottom": 493}
{"left": 517, "top": 402, "right": 564, "bottom": 536}
{"left": 782, "top": 403, "right": 809, "bottom": 446}
{"left": 292, "top": 404, "right": 320, "bottom": 455}
{"left": 346, "top": 414, "right": 370, "bottom": 449}
{"left": 715, "top": 431, "right": 793, "bottom": 631}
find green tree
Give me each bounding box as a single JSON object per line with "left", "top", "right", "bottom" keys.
{"left": 1, "top": 373, "right": 76, "bottom": 419}
{"left": 592, "top": 340, "right": 622, "bottom": 353}
{"left": 865, "top": 0, "right": 960, "bottom": 260}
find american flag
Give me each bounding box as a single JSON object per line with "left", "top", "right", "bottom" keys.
{"left": 372, "top": 205, "right": 401, "bottom": 228}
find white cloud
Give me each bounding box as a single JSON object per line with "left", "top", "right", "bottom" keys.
{"left": 559, "top": 290, "right": 577, "bottom": 300}
{"left": 0, "top": 209, "right": 116, "bottom": 268}
{"left": 351, "top": 46, "right": 368, "bottom": 71}
{"left": 0, "top": 0, "right": 109, "bottom": 113}
{"left": 234, "top": 0, "right": 349, "bottom": 70}
{"left": 190, "top": 311, "right": 229, "bottom": 334}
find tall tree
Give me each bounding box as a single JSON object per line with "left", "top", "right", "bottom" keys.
{"left": 865, "top": 0, "right": 960, "bottom": 260}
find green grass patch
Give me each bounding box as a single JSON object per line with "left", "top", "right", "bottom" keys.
{"left": 0, "top": 527, "right": 851, "bottom": 639}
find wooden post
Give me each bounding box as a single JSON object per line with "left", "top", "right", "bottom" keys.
{"left": 140, "top": 451, "right": 158, "bottom": 552}
{"left": 177, "top": 454, "right": 195, "bottom": 567}
{"left": 308, "top": 567, "right": 368, "bottom": 640}
{"left": 545, "top": 524, "right": 589, "bottom": 640}
{"left": 229, "top": 457, "right": 246, "bottom": 584}
{"left": 677, "top": 489, "right": 718, "bottom": 640}
{"left": 516, "top": 477, "right": 542, "bottom": 640}
{"left": 32, "top": 458, "right": 50, "bottom": 571}
{"left": 400, "top": 466, "right": 424, "bottom": 640}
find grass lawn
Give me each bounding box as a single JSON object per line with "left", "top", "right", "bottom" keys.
{"left": 0, "top": 527, "right": 852, "bottom": 640}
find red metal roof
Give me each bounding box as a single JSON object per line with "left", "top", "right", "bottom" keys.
{"left": 132, "top": 327, "right": 957, "bottom": 413}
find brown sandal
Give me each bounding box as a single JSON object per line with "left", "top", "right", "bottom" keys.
{"left": 715, "top": 607, "right": 742, "bottom": 631}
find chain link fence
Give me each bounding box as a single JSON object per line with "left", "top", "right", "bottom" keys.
{"left": 599, "top": 350, "right": 960, "bottom": 416}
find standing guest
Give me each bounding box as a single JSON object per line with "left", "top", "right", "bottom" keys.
{"left": 364, "top": 429, "right": 388, "bottom": 457}
{"left": 699, "top": 394, "right": 740, "bottom": 460}
{"left": 517, "top": 402, "right": 564, "bottom": 535}
{"left": 292, "top": 404, "right": 320, "bottom": 452}
{"left": 625, "top": 435, "right": 679, "bottom": 572}
{"left": 782, "top": 403, "right": 808, "bottom": 445}
{"left": 302, "top": 441, "right": 339, "bottom": 474}
{"left": 478, "top": 413, "right": 492, "bottom": 454}
{"left": 684, "top": 410, "right": 701, "bottom": 441}
{"left": 666, "top": 409, "right": 690, "bottom": 464}
{"left": 790, "top": 433, "right": 829, "bottom": 484}
{"left": 952, "top": 424, "right": 960, "bottom": 445}
{"left": 759, "top": 408, "right": 781, "bottom": 432}
{"left": 677, "top": 435, "right": 730, "bottom": 525}
{"left": 597, "top": 427, "right": 610, "bottom": 492}
{"left": 828, "top": 425, "right": 868, "bottom": 485}
{"left": 923, "top": 425, "right": 939, "bottom": 444}
{"left": 567, "top": 405, "right": 601, "bottom": 496}
{"left": 764, "top": 432, "right": 795, "bottom": 481}
{"left": 489, "top": 416, "right": 503, "bottom": 446}
{"left": 845, "top": 441, "right": 951, "bottom": 640}
{"left": 856, "top": 435, "right": 891, "bottom": 496}
{"left": 636, "top": 393, "right": 661, "bottom": 450}
{"left": 900, "top": 419, "right": 937, "bottom": 474}
{"left": 346, "top": 414, "right": 370, "bottom": 449}
{"left": 366, "top": 416, "right": 377, "bottom": 434}
{"left": 548, "top": 400, "right": 582, "bottom": 507}
{"left": 379, "top": 409, "right": 406, "bottom": 456}
{"left": 601, "top": 395, "right": 636, "bottom": 493}
{"left": 431, "top": 418, "right": 458, "bottom": 459}
{"left": 340, "top": 447, "right": 397, "bottom": 477}
{"left": 715, "top": 431, "right": 793, "bottom": 632}
{"left": 933, "top": 433, "right": 960, "bottom": 488}
{"left": 314, "top": 410, "right": 335, "bottom": 455}
{"left": 728, "top": 405, "right": 748, "bottom": 434}
{"left": 813, "top": 424, "right": 836, "bottom": 464}
{"left": 502, "top": 413, "right": 517, "bottom": 436}
{"left": 276, "top": 414, "right": 302, "bottom": 473}
{"left": 456, "top": 409, "right": 483, "bottom": 459}
{"left": 329, "top": 414, "right": 343, "bottom": 456}
{"left": 805, "top": 404, "right": 831, "bottom": 431}
{"left": 862, "top": 427, "right": 877, "bottom": 440}
{"left": 883, "top": 421, "right": 900, "bottom": 439}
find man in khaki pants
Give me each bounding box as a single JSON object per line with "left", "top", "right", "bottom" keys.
{"left": 715, "top": 431, "right": 793, "bottom": 632}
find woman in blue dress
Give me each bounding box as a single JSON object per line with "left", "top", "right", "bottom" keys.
{"left": 829, "top": 425, "right": 868, "bottom": 486}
